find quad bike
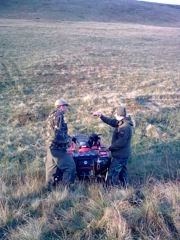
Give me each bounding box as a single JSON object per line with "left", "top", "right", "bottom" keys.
{"left": 54, "top": 133, "right": 111, "bottom": 184}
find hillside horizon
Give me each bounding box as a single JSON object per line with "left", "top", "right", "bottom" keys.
{"left": 0, "top": 0, "right": 180, "bottom": 27}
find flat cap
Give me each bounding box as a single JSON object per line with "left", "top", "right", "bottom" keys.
{"left": 116, "top": 106, "right": 126, "bottom": 117}
{"left": 54, "top": 99, "right": 69, "bottom": 106}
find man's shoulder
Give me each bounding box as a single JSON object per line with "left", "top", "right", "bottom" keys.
{"left": 118, "top": 120, "right": 130, "bottom": 130}
{"left": 120, "top": 117, "right": 133, "bottom": 127}
{"left": 48, "top": 110, "right": 63, "bottom": 118}
{"left": 56, "top": 109, "right": 63, "bottom": 117}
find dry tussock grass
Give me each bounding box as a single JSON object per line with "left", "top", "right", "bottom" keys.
{"left": 0, "top": 175, "right": 179, "bottom": 239}
{"left": 0, "top": 1, "right": 180, "bottom": 239}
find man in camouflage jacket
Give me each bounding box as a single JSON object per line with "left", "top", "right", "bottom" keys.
{"left": 46, "top": 99, "right": 76, "bottom": 188}
{"left": 93, "top": 106, "right": 133, "bottom": 187}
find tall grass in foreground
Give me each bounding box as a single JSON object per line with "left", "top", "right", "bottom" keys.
{"left": 0, "top": 171, "right": 179, "bottom": 239}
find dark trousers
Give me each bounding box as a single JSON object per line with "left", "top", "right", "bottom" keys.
{"left": 108, "top": 157, "right": 128, "bottom": 187}
{"left": 46, "top": 148, "right": 76, "bottom": 187}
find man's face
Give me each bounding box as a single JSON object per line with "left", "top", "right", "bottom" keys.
{"left": 114, "top": 113, "right": 124, "bottom": 121}
{"left": 59, "top": 105, "right": 68, "bottom": 114}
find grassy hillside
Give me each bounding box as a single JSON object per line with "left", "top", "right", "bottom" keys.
{"left": 0, "top": 0, "right": 180, "bottom": 239}
{"left": 0, "top": 0, "right": 180, "bottom": 26}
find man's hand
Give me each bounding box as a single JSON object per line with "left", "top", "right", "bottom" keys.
{"left": 71, "top": 136, "right": 77, "bottom": 143}
{"left": 93, "top": 112, "right": 101, "bottom": 118}
{"left": 106, "top": 146, "right": 110, "bottom": 151}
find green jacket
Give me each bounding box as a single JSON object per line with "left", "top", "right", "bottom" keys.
{"left": 100, "top": 115, "right": 133, "bottom": 158}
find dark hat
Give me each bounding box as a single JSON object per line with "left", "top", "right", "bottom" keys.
{"left": 116, "top": 106, "right": 126, "bottom": 117}
{"left": 55, "top": 99, "right": 69, "bottom": 106}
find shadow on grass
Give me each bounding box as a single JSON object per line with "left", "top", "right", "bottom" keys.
{"left": 0, "top": 216, "right": 27, "bottom": 239}
{"left": 128, "top": 139, "right": 180, "bottom": 186}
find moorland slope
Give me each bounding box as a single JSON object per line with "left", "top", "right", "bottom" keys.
{"left": 0, "top": 0, "right": 180, "bottom": 26}
{"left": 0, "top": 1, "right": 179, "bottom": 239}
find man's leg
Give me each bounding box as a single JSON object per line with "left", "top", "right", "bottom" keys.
{"left": 46, "top": 148, "right": 58, "bottom": 188}
{"left": 51, "top": 150, "right": 76, "bottom": 185}
{"left": 108, "top": 157, "right": 128, "bottom": 187}
{"left": 119, "top": 164, "right": 128, "bottom": 188}
{"left": 118, "top": 157, "right": 128, "bottom": 187}
{"left": 108, "top": 158, "right": 123, "bottom": 186}
{"left": 57, "top": 152, "right": 76, "bottom": 185}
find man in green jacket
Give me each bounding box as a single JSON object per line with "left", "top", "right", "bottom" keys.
{"left": 93, "top": 106, "right": 133, "bottom": 187}
{"left": 46, "top": 99, "right": 76, "bottom": 188}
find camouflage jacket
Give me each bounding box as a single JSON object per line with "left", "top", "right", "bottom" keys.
{"left": 46, "top": 109, "right": 70, "bottom": 150}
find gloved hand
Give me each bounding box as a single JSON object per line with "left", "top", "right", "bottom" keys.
{"left": 72, "top": 136, "right": 77, "bottom": 143}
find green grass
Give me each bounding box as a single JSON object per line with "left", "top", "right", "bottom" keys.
{"left": 0, "top": 0, "right": 180, "bottom": 239}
